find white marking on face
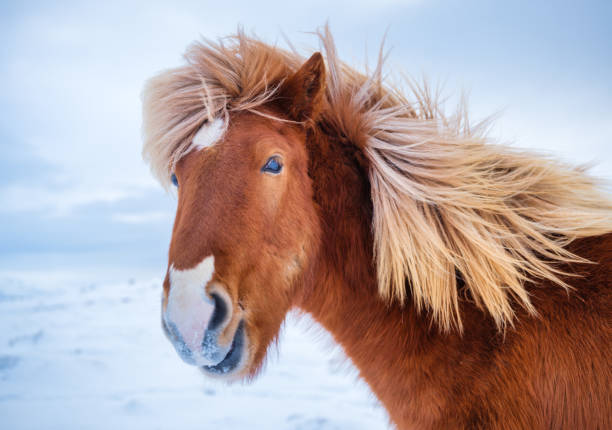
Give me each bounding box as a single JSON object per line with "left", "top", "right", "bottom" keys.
{"left": 164, "top": 256, "right": 218, "bottom": 365}
{"left": 192, "top": 117, "right": 226, "bottom": 150}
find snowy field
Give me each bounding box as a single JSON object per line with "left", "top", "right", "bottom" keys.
{"left": 0, "top": 270, "right": 389, "bottom": 430}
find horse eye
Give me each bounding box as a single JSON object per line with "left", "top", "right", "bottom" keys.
{"left": 171, "top": 173, "right": 179, "bottom": 187}
{"left": 261, "top": 156, "right": 283, "bottom": 174}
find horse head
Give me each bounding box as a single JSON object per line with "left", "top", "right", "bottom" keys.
{"left": 159, "top": 54, "right": 325, "bottom": 379}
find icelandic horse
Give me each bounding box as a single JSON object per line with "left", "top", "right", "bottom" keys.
{"left": 142, "top": 29, "right": 612, "bottom": 429}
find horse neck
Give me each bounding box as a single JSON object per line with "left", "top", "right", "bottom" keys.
{"left": 294, "top": 129, "right": 486, "bottom": 428}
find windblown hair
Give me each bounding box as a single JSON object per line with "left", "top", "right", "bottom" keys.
{"left": 142, "top": 27, "right": 612, "bottom": 331}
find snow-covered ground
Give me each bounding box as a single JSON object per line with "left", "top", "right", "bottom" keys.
{"left": 0, "top": 270, "right": 389, "bottom": 430}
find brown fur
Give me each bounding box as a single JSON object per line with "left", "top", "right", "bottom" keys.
{"left": 144, "top": 30, "right": 612, "bottom": 429}
{"left": 297, "top": 118, "right": 612, "bottom": 428}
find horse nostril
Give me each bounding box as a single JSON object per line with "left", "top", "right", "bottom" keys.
{"left": 207, "top": 293, "right": 228, "bottom": 331}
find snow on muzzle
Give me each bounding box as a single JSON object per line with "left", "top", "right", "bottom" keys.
{"left": 163, "top": 256, "right": 232, "bottom": 367}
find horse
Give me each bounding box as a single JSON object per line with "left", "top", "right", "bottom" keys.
{"left": 141, "top": 28, "right": 612, "bottom": 429}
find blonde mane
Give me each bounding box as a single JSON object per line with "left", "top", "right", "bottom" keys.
{"left": 142, "top": 27, "right": 612, "bottom": 331}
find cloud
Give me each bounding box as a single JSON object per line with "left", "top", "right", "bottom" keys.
{"left": 111, "top": 211, "right": 174, "bottom": 225}
{"left": 0, "top": 184, "right": 135, "bottom": 216}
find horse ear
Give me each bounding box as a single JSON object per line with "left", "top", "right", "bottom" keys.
{"left": 279, "top": 52, "right": 326, "bottom": 123}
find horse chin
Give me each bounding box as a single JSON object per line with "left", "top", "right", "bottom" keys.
{"left": 199, "top": 320, "right": 250, "bottom": 380}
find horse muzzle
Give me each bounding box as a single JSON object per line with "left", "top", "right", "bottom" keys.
{"left": 162, "top": 257, "right": 247, "bottom": 376}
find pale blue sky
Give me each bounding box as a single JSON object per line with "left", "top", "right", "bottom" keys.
{"left": 1, "top": 0, "right": 610, "bottom": 275}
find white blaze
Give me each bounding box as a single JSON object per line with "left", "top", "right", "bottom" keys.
{"left": 192, "top": 117, "right": 226, "bottom": 150}
{"left": 164, "top": 256, "right": 216, "bottom": 365}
